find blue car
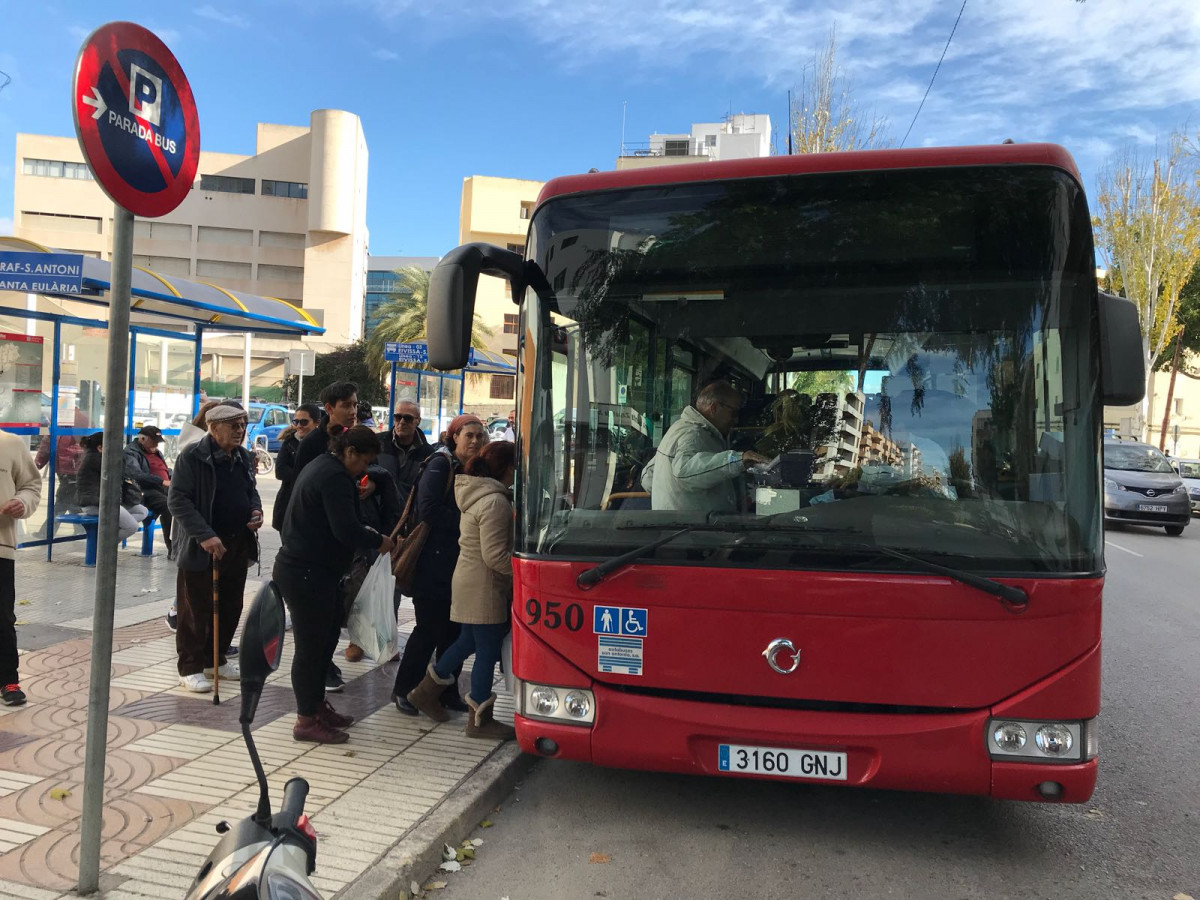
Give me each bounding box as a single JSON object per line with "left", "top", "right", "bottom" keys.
{"left": 245, "top": 403, "right": 293, "bottom": 453}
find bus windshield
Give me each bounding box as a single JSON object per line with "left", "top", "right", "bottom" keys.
{"left": 520, "top": 165, "right": 1102, "bottom": 575}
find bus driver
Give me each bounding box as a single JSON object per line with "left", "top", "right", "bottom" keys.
{"left": 641, "top": 381, "right": 769, "bottom": 513}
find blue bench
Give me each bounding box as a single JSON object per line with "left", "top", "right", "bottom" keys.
{"left": 55, "top": 513, "right": 159, "bottom": 567}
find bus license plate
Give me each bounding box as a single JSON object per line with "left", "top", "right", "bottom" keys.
{"left": 1138, "top": 504, "right": 1169, "bottom": 512}
{"left": 718, "top": 744, "right": 847, "bottom": 780}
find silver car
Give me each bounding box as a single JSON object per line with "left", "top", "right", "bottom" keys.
{"left": 1168, "top": 457, "right": 1200, "bottom": 515}
{"left": 1103, "top": 440, "right": 1191, "bottom": 535}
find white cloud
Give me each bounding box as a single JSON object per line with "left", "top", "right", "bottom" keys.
{"left": 0, "top": 217, "right": 13, "bottom": 237}
{"left": 372, "top": 48, "right": 400, "bottom": 61}
{"left": 194, "top": 5, "right": 250, "bottom": 28}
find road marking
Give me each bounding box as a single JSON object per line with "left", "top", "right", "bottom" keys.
{"left": 1105, "top": 540, "right": 1143, "bottom": 558}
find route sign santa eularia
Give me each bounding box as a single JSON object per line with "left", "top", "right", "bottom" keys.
{"left": 72, "top": 21, "right": 200, "bottom": 218}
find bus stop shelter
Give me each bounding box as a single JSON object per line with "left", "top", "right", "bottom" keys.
{"left": 0, "top": 236, "right": 323, "bottom": 558}
{"left": 388, "top": 343, "right": 516, "bottom": 436}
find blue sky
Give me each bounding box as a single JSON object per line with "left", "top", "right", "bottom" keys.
{"left": 2, "top": 0, "right": 1199, "bottom": 258}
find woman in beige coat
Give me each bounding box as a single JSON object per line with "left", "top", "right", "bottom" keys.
{"left": 407, "top": 441, "right": 515, "bottom": 739}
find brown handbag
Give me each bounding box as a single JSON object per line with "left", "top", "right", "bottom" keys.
{"left": 389, "top": 457, "right": 454, "bottom": 594}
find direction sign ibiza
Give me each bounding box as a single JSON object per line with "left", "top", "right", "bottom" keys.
{"left": 72, "top": 22, "right": 200, "bottom": 218}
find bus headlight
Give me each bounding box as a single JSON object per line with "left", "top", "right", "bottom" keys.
{"left": 986, "top": 718, "right": 1087, "bottom": 762}
{"left": 520, "top": 683, "right": 595, "bottom": 725}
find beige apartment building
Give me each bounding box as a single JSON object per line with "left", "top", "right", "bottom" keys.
{"left": 9, "top": 110, "right": 369, "bottom": 389}
{"left": 457, "top": 174, "right": 542, "bottom": 418}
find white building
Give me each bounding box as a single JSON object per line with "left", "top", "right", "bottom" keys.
{"left": 617, "top": 114, "right": 772, "bottom": 170}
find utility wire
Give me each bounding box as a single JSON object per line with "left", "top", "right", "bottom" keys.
{"left": 900, "top": 0, "right": 968, "bottom": 148}
{"left": 0, "top": 70, "right": 11, "bottom": 94}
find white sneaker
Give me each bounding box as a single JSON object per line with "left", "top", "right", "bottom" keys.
{"left": 285, "top": 612, "right": 293, "bottom": 631}
{"left": 180, "top": 673, "right": 213, "bottom": 693}
{"left": 204, "top": 662, "right": 240, "bottom": 680}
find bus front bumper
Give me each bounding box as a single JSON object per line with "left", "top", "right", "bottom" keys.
{"left": 515, "top": 685, "right": 1097, "bottom": 803}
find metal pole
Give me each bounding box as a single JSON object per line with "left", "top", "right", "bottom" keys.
{"left": 241, "top": 332, "right": 252, "bottom": 414}
{"left": 389, "top": 361, "right": 397, "bottom": 432}
{"left": 78, "top": 204, "right": 134, "bottom": 894}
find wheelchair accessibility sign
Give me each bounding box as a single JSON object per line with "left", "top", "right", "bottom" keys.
{"left": 593, "top": 605, "right": 648, "bottom": 637}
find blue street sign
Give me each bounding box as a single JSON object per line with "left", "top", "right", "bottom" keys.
{"left": 0, "top": 252, "right": 84, "bottom": 295}
{"left": 385, "top": 341, "right": 428, "bottom": 363}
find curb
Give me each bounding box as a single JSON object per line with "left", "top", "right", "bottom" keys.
{"left": 339, "top": 741, "right": 536, "bottom": 900}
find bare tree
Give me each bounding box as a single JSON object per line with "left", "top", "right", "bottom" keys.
{"left": 790, "top": 27, "right": 891, "bottom": 154}
{"left": 1094, "top": 136, "right": 1200, "bottom": 432}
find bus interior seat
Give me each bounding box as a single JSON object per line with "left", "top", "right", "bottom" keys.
{"left": 604, "top": 491, "right": 651, "bottom": 511}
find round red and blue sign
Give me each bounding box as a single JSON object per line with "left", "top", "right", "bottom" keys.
{"left": 72, "top": 22, "right": 200, "bottom": 218}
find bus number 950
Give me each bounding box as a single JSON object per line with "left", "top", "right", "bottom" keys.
{"left": 525, "top": 598, "right": 584, "bottom": 631}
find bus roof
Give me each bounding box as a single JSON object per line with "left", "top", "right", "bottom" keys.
{"left": 536, "top": 143, "right": 1082, "bottom": 208}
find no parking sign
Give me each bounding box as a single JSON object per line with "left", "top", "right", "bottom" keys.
{"left": 71, "top": 21, "right": 200, "bottom": 218}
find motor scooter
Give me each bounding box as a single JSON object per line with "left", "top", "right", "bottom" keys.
{"left": 184, "top": 582, "right": 323, "bottom": 900}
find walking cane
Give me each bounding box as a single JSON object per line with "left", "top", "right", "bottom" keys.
{"left": 212, "top": 556, "right": 221, "bottom": 706}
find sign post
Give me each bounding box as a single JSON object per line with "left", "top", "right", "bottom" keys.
{"left": 287, "top": 348, "right": 315, "bottom": 405}
{"left": 72, "top": 21, "right": 199, "bottom": 894}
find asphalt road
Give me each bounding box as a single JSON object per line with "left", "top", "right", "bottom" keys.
{"left": 434, "top": 522, "right": 1200, "bottom": 900}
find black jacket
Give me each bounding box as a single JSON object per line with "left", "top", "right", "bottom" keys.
{"left": 271, "top": 432, "right": 301, "bottom": 531}
{"left": 168, "top": 435, "right": 261, "bottom": 572}
{"left": 78, "top": 448, "right": 144, "bottom": 509}
{"left": 275, "top": 424, "right": 331, "bottom": 529}
{"left": 360, "top": 464, "right": 403, "bottom": 537}
{"left": 375, "top": 429, "right": 433, "bottom": 501}
{"left": 412, "top": 450, "right": 462, "bottom": 597}
{"left": 124, "top": 439, "right": 171, "bottom": 493}
{"left": 276, "top": 454, "right": 382, "bottom": 575}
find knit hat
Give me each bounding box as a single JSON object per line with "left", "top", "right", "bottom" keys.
{"left": 445, "top": 414, "right": 483, "bottom": 442}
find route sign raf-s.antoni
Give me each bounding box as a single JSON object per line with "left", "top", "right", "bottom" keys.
{"left": 72, "top": 22, "right": 199, "bottom": 218}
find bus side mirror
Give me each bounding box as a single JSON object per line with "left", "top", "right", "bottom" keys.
{"left": 1098, "top": 291, "right": 1145, "bottom": 406}
{"left": 427, "top": 243, "right": 525, "bottom": 370}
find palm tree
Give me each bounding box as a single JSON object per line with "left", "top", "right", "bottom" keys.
{"left": 365, "top": 265, "right": 494, "bottom": 383}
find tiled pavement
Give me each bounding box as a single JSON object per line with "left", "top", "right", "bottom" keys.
{"left": 0, "top": 481, "right": 518, "bottom": 899}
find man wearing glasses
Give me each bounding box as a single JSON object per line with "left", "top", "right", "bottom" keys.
{"left": 168, "top": 402, "right": 264, "bottom": 692}
{"left": 272, "top": 403, "right": 321, "bottom": 531}
{"left": 641, "top": 380, "right": 769, "bottom": 513}
{"left": 375, "top": 400, "right": 432, "bottom": 500}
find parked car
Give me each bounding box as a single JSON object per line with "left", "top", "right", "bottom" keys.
{"left": 1168, "top": 457, "right": 1200, "bottom": 515}
{"left": 246, "top": 403, "right": 293, "bottom": 453}
{"left": 1103, "top": 439, "right": 1191, "bottom": 535}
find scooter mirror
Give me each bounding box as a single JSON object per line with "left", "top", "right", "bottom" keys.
{"left": 240, "top": 582, "right": 286, "bottom": 727}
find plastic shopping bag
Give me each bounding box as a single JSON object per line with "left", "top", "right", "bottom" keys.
{"left": 345, "top": 555, "right": 397, "bottom": 663}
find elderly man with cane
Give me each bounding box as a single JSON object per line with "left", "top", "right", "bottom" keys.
{"left": 168, "top": 402, "right": 263, "bottom": 693}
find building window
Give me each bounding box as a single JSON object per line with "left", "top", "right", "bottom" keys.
{"left": 262, "top": 179, "right": 309, "bottom": 199}
{"left": 258, "top": 264, "right": 304, "bottom": 282}
{"left": 664, "top": 139, "right": 690, "bottom": 156}
{"left": 134, "top": 220, "right": 191, "bottom": 241}
{"left": 196, "top": 258, "right": 252, "bottom": 280}
{"left": 489, "top": 375, "right": 515, "bottom": 400}
{"left": 21, "top": 211, "right": 103, "bottom": 234}
{"left": 519, "top": 201, "right": 534, "bottom": 220}
{"left": 198, "top": 226, "right": 253, "bottom": 245}
{"left": 506, "top": 243, "right": 525, "bottom": 256}
{"left": 259, "top": 231, "right": 306, "bottom": 249}
{"left": 22, "top": 158, "right": 93, "bottom": 180}
{"left": 553, "top": 270, "right": 566, "bottom": 291}
{"left": 503, "top": 314, "right": 519, "bottom": 335}
{"left": 560, "top": 235, "right": 578, "bottom": 249}
{"left": 199, "top": 174, "right": 255, "bottom": 194}
{"left": 705, "top": 134, "right": 717, "bottom": 147}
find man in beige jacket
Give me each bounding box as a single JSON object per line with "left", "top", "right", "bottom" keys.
{"left": 0, "top": 428, "right": 41, "bottom": 706}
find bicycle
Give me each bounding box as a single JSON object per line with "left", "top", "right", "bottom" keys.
{"left": 252, "top": 435, "right": 274, "bottom": 476}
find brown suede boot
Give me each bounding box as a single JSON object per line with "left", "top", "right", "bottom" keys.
{"left": 405, "top": 664, "right": 453, "bottom": 723}
{"left": 293, "top": 714, "right": 349, "bottom": 744}
{"left": 318, "top": 700, "right": 354, "bottom": 730}
{"left": 466, "top": 693, "right": 515, "bottom": 741}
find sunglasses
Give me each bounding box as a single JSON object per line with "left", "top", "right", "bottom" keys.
{"left": 395, "top": 414, "right": 418, "bottom": 423}
{"left": 292, "top": 418, "right": 312, "bottom": 425}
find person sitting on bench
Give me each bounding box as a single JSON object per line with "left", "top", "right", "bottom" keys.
{"left": 76, "top": 433, "right": 148, "bottom": 543}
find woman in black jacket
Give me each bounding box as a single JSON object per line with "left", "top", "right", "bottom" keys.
{"left": 273, "top": 425, "right": 395, "bottom": 744}
{"left": 271, "top": 402, "right": 321, "bottom": 532}
{"left": 76, "top": 432, "right": 149, "bottom": 543}
{"left": 391, "top": 414, "right": 488, "bottom": 715}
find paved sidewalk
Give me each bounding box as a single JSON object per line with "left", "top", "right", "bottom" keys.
{"left": 0, "top": 492, "right": 521, "bottom": 899}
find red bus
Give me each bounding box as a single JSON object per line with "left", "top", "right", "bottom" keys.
{"left": 426, "top": 144, "right": 1144, "bottom": 802}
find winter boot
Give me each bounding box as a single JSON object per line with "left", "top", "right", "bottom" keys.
{"left": 292, "top": 714, "right": 349, "bottom": 744}
{"left": 466, "top": 693, "right": 515, "bottom": 741}
{"left": 406, "top": 664, "right": 453, "bottom": 723}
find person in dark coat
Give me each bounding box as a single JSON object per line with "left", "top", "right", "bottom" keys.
{"left": 272, "top": 403, "right": 320, "bottom": 531}
{"left": 77, "top": 432, "right": 149, "bottom": 543}
{"left": 125, "top": 425, "right": 174, "bottom": 555}
{"left": 167, "top": 404, "right": 263, "bottom": 693}
{"left": 391, "top": 414, "right": 489, "bottom": 716}
{"left": 375, "top": 400, "right": 432, "bottom": 501}
{"left": 273, "top": 425, "right": 394, "bottom": 744}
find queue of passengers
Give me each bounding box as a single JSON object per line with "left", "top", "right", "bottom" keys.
{"left": 162, "top": 382, "right": 516, "bottom": 745}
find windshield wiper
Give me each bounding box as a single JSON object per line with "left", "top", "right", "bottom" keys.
{"left": 867, "top": 546, "right": 1029, "bottom": 613}
{"left": 576, "top": 528, "right": 693, "bottom": 588}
